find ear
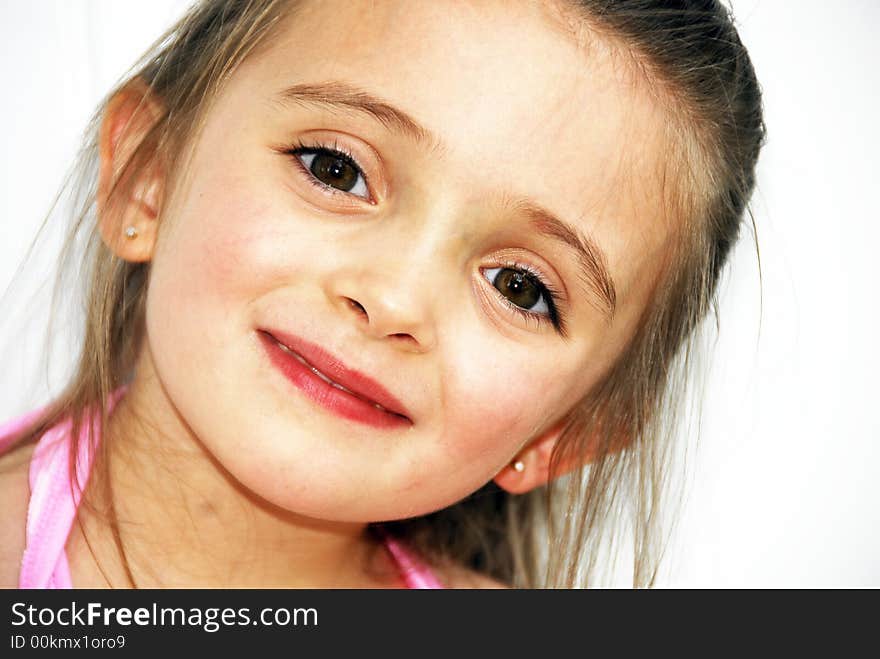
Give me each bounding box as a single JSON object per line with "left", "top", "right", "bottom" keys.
{"left": 97, "top": 77, "right": 165, "bottom": 263}
{"left": 492, "top": 418, "right": 596, "bottom": 495}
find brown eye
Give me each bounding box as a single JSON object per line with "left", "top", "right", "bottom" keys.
{"left": 297, "top": 148, "right": 369, "bottom": 198}
{"left": 484, "top": 267, "right": 550, "bottom": 315}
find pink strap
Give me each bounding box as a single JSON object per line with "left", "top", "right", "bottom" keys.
{"left": 21, "top": 419, "right": 78, "bottom": 588}
{"left": 19, "top": 390, "right": 124, "bottom": 588}
{"left": 0, "top": 401, "right": 74, "bottom": 587}
{"left": 382, "top": 535, "right": 445, "bottom": 589}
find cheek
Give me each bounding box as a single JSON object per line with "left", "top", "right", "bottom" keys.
{"left": 144, "top": 174, "right": 299, "bottom": 419}
{"left": 152, "top": 175, "right": 294, "bottom": 316}
{"left": 437, "top": 339, "right": 587, "bottom": 470}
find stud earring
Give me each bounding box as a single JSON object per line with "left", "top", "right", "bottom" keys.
{"left": 512, "top": 460, "right": 525, "bottom": 473}
{"left": 124, "top": 226, "right": 138, "bottom": 240}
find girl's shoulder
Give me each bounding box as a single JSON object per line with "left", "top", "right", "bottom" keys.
{"left": 0, "top": 441, "right": 35, "bottom": 588}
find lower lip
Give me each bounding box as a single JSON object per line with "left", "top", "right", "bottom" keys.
{"left": 257, "top": 331, "right": 411, "bottom": 430}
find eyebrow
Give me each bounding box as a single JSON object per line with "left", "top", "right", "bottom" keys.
{"left": 276, "top": 81, "right": 617, "bottom": 318}
{"left": 275, "top": 81, "right": 439, "bottom": 149}
{"left": 513, "top": 200, "right": 618, "bottom": 319}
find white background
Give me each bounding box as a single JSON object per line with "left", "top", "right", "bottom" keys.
{"left": 1, "top": 1, "right": 877, "bottom": 587}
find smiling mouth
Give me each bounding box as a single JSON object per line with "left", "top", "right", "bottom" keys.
{"left": 272, "top": 338, "right": 396, "bottom": 414}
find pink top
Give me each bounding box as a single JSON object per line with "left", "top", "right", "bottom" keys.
{"left": 0, "top": 392, "right": 443, "bottom": 589}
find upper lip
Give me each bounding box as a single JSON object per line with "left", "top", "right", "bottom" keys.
{"left": 260, "top": 328, "right": 412, "bottom": 421}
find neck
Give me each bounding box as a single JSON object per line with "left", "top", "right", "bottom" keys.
{"left": 69, "top": 350, "right": 404, "bottom": 588}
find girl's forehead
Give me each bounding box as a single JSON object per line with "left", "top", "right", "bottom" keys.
{"left": 256, "top": 3, "right": 667, "bottom": 171}
{"left": 229, "top": 0, "right": 675, "bottom": 297}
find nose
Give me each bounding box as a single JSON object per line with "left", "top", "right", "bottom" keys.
{"left": 327, "top": 261, "right": 439, "bottom": 352}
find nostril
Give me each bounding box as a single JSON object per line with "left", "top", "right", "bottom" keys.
{"left": 346, "top": 297, "right": 368, "bottom": 318}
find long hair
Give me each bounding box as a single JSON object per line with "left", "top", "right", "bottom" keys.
{"left": 2, "top": 0, "right": 764, "bottom": 588}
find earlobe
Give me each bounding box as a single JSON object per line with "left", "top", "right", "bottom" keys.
{"left": 96, "top": 78, "right": 165, "bottom": 263}
{"left": 493, "top": 418, "right": 586, "bottom": 495}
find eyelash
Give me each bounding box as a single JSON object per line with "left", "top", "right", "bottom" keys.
{"left": 282, "top": 138, "right": 372, "bottom": 202}
{"left": 278, "top": 139, "right": 567, "bottom": 336}
{"left": 487, "top": 261, "right": 566, "bottom": 335}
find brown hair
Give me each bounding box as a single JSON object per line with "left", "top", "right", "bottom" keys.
{"left": 3, "top": 0, "right": 764, "bottom": 587}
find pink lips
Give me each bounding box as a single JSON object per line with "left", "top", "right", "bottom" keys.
{"left": 257, "top": 329, "right": 412, "bottom": 429}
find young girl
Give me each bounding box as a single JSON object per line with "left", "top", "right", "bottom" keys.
{"left": 0, "top": 0, "right": 764, "bottom": 588}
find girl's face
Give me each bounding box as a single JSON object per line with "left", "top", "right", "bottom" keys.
{"left": 140, "top": 0, "right": 674, "bottom": 521}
